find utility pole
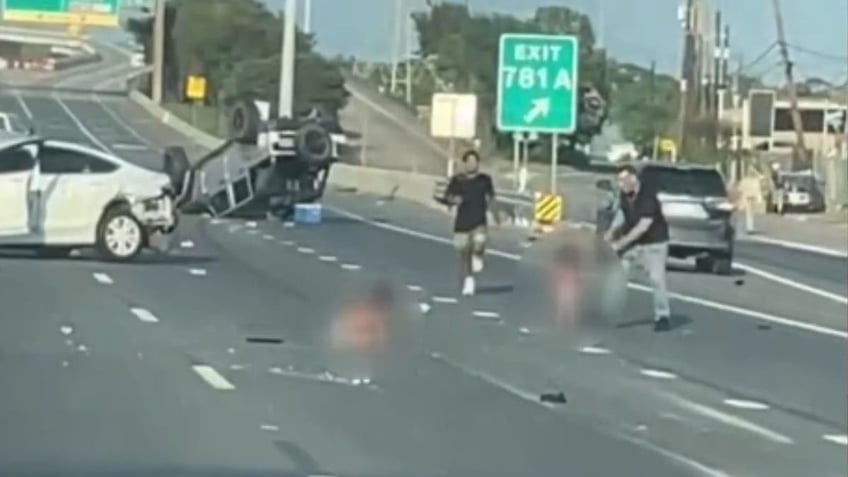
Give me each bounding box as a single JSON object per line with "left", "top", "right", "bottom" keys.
{"left": 677, "top": 0, "right": 695, "bottom": 158}
{"left": 405, "top": 1, "right": 413, "bottom": 104}
{"left": 390, "top": 0, "right": 403, "bottom": 96}
{"left": 303, "top": 0, "right": 312, "bottom": 34}
{"left": 770, "top": 0, "right": 808, "bottom": 169}
{"left": 278, "top": 0, "right": 297, "bottom": 119}
{"left": 151, "top": 0, "right": 165, "bottom": 103}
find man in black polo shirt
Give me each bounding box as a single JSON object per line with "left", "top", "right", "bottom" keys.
{"left": 603, "top": 164, "right": 672, "bottom": 331}
{"left": 445, "top": 150, "right": 495, "bottom": 296}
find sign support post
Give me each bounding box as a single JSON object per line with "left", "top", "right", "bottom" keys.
{"left": 496, "top": 33, "right": 579, "bottom": 198}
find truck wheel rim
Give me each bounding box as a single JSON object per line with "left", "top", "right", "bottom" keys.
{"left": 105, "top": 216, "right": 141, "bottom": 257}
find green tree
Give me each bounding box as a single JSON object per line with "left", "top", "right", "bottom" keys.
{"left": 410, "top": 3, "right": 607, "bottom": 150}
{"left": 126, "top": 0, "right": 347, "bottom": 113}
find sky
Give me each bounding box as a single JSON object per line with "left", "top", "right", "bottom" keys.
{"left": 266, "top": 0, "right": 848, "bottom": 84}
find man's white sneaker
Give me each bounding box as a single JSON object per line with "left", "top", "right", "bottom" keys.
{"left": 461, "top": 276, "right": 476, "bottom": 296}
{"left": 471, "top": 254, "right": 484, "bottom": 273}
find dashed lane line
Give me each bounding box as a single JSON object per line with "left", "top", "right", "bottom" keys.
{"left": 722, "top": 399, "right": 770, "bottom": 411}
{"left": 663, "top": 392, "right": 794, "bottom": 445}
{"left": 92, "top": 273, "right": 113, "bottom": 285}
{"left": 341, "top": 263, "right": 361, "bottom": 271}
{"left": 130, "top": 308, "right": 159, "bottom": 323}
{"left": 192, "top": 365, "right": 236, "bottom": 390}
{"left": 822, "top": 434, "right": 848, "bottom": 446}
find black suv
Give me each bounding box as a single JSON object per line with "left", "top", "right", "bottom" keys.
{"left": 596, "top": 162, "right": 736, "bottom": 275}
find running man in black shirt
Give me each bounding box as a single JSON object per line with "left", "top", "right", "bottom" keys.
{"left": 603, "top": 164, "right": 672, "bottom": 331}
{"left": 445, "top": 150, "right": 495, "bottom": 296}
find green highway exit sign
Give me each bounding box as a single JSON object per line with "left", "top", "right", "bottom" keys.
{"left": 496, "top": 34, "right": 579, "bottom": 134}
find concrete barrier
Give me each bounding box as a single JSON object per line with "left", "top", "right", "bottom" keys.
{"left": 128, "top": 90, "right": 222, "bottom": 149}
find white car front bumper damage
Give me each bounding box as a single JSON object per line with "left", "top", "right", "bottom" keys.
{"left": 131, "top": 194, "right": 178, "bottom": 234}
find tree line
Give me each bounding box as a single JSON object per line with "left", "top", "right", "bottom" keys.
{"left": 126, "top": 0, "right": 348, "bottom": 116}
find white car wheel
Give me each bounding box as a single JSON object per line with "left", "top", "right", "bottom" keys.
{"left": 97, "top": 207, "right": 145, "bottom": 261}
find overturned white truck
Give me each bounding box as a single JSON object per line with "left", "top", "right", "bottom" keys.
{"left": 165, "top": 100, "right": 343, "bottom": 219}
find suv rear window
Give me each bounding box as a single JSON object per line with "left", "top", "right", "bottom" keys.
{"left": 641, "top": 166, "right": 727, "bottom": 197}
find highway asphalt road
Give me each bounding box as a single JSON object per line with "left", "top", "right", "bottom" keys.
{"left": 0, "top": 50, "right": 846, "bottom": 477}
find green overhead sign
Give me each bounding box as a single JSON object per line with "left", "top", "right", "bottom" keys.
{"left": 2, "top": 0, "right": 121, "bottom": 26}
{"left": 496, "top": 34, "right": 579, "bottom": 134}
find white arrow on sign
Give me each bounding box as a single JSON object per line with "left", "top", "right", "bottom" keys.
{"left": 523, "top": 97, "right": 551, "bottom": 123}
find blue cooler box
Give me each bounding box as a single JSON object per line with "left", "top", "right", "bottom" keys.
{"left": 294, "top": 203, "right": 323, "bottom": 224}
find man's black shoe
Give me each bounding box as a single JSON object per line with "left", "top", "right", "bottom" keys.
{"left": 653, "top": 316, "right": 671, "bottom": 332}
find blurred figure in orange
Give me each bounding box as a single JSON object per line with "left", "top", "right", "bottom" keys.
{"left": 548, "top": 244, "right": 586, "bottom": 327}
{"left": 333, "top": 282, "right": 392, "bottom": 353}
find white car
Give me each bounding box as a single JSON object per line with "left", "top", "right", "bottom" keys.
{"left": 0, "top": 134, "right": 178, "bottom": 260}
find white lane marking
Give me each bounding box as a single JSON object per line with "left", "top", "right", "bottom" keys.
{"left": 640, "top": 369, "right": 678, "bottom": 380}
{"left": 130, "top": 308, "right": 159, "bottom": 323}
{"left": 432, "top": 296, "right": 458, "bottom": 304}
{"left": 665, "top": 393, "right": 793, "bottom": 444}
{"left": 111, "top": 143, "right": 147, "bottom": 151}
{"left": 579, "top": 345, "right": 613, "bottom": 355}
{"left": 431, "top": 352, "right": 554, "bottom": 409}
{"left": 330, "top": 205, "right": 847, "bottom": 339}
{"left": 210, "top": 218, "right": 223, "bottom": 225}
{"left": 90, "top": 89, "right": 160, "bottom": 149}
{"left": 92, "top": 272, "right": 113, "bottom": 285}
{"left": 260, "top": 424, "right": 279, "bottom": 432}
{"left": 735, "top": 261, "right": 847, "bottom": 305}
{"left": 418, "top": 302, "right": 432, "bottom": 314}
{"left": 13, "top": 91, "right": 34, "bottom": 119}
{"left": 60, "top": 325, "right": 73, "bottom": 336}
{"left": 245, "top": 221, "right": 257, "bottom": 228}
{"left": 619, "top": 434, "right": 731, "bottom": 477}
{"left": 297, "top": 247, "right": 315, "bottom": 254}
{"left": 262, "top": 234, "right": 275, "bottom": 240}
{"left": 192, "top": 365, "right": 235, "bottom": 390}
{"left": 180, "top": 240, "right": 195, "bottom": 249}
{"left": 246, "top": 229, "right": 259, "bottom": 235}
{"left": 822, "top": 434, "right": 848, "bottom": 446}
{"left": 630, "top": 282, "right": 848, "bottom": 339}
{"left": 472, "top": 310, "right": 501, "bottom": 319}
{"left": 723, "top": 399, "right": 770, "bottom": 411}
{"left": 319, "top": 255, "right": 338, "bottom": 262}
{"left": 188, "top": 268, "right": 207, "bottom": 277}
{"left": 406, "top": 284, "right": 423, "bottom": 292}
{"left": 740, "top": 235, "right": 848, "bottom": 258}
{"left": 341, "top": 263, "right": 361, "bottom": 270}
{"left": 52, "top": 95, "right": 113, "bottom": 153}
{"left": 281, "top": 240, "right": 296, "bottom": 246}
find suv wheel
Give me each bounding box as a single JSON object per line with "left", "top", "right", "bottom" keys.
{"left": 96, "top": 205, "right": 145, "bottom": 261}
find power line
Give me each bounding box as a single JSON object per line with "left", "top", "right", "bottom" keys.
{"left": 785, "top": 43, "right": 848, "bottom": 62}
{"left": 731, "top": 42, "right": 777, "bottom": 75}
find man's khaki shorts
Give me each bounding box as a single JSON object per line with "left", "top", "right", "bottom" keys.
{"left": 454, "top": 226, "right": 487, "bottom": 253}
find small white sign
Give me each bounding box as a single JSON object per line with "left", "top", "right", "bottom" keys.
{"left": 430, "top": 93, "right": 478, "bottom": 140}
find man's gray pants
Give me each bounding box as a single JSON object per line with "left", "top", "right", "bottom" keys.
{"left": 620, "top": 242, "right": 671, "bottom": 321}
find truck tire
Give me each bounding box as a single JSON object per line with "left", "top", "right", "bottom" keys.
{"left": 229, "top": 100, "right": 261, "bottom": 144}
{"left": 96, "top": 204, "right": 145, "bottom": 262}
{"left": 163, "top": 146, "right": 191, "bottom": 197}
{"left": 295, "top": 122, "right": 332, "bottom": 163}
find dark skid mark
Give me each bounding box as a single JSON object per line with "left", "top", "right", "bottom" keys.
{"left": 615, "top": 314, "right": 691, "bottom": 331}
{"left": 475, "top": 284, "right": 515, "bottom": 295}
{"left": 246, "top": 336, "right": 285, "bottom": 345}
{"left": 272, "top": 440, "right": 322, "bottom": 475}
{"left": 539, "top": 391, "right": 567, "bottom": 404}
